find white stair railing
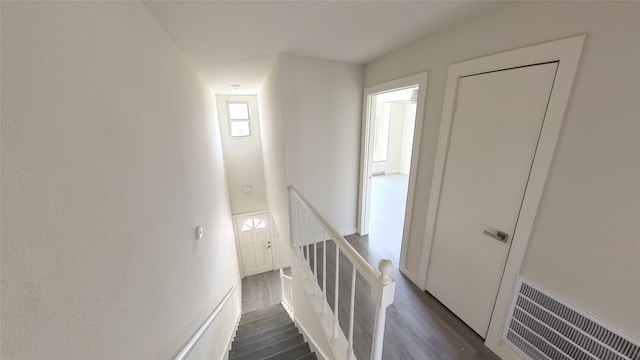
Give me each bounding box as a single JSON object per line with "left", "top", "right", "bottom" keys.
{"left": 280, "top": 268, "right": 294, "bottom": 319}
{"left": 288, "top": 185, "right": 396, "bottom": 360}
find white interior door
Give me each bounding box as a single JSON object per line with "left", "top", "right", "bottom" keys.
{"left": 426, "top": 62, "right": 558, "bottom": 337}
{"left": 236, "top": 213, "right": 273, "bottom": 277}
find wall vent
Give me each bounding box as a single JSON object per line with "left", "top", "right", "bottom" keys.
{"left": 503, "top": 277, "right": 640, "bottom": 360}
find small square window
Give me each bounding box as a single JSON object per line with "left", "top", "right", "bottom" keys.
{"left": 230, "top": 121, "right": 251, "bottom": 137}
{"left": 228, "top": 103, "right": 249, "bottom": 120}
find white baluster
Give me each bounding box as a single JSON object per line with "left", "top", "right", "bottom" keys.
{"left": 299, "top": 245, "right": 304, "bottom": 266}
{"left": 333, "top": 243, "right": 340, "bottom": 339}
{"left": 305, "top": 213, "right": 312, "bottom": 279}
{"left": 289, "top": 279, "right": 294, "bottom": 318}
{"left": 294, "top": 198, "right": 300, "bottom": 246}
{"left": 347, "top": 263, "right": 356, "bottom": 360}
{"left": 287, "top": 280, "right": 292, "bottom": 314}
{"left": 280, "top": 268, "right": 285, "bottom": 306}
{"left": 304, "top": 244, "right": 310, "bottom": 279}
{"left": 370, "top": 259, "right": 395, "bottom": 360}
{"left": 289, "top": 194, "right": 295, "bottom": 247}
{"left": 313, "top": 233, "right": 318, "bottom": 295}
{"left": 322, "top": 237, "right": 327, "bottom": 315}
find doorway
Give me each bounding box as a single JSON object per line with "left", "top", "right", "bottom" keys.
{"left": 358, "top": 73, "right": 428, "bottom": 275}
{"left": 426, "top": 62, "right": 558, "bottom": 338}
{"left": 234, "top": 212, "right": 274, "bottom": 277}
{"left": 416, "top": 36, "right": 585, "bottom": 356}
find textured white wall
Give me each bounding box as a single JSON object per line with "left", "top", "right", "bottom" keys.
{"left": 399, "top": 103, "right": 417, "bottom": 175}
{"left": 385, "top": 103, "right": 406, "bottom": 174}
{"left": 1, "top": 2, "right": 241, "bottom": 358}
{"left": 365, "top": 1, "right": 640, "bottom": 336}
{"left": 217, "top": 95, "right": 269, "bottom": 215}
{"left": 279, "top": 54, "right": 364, "bottom": 235}
{"left": 258, "top": 61, "right": 291, "bottom": 269}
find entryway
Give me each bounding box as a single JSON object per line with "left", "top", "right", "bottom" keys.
{"left": 417, "top": 36, "right": 585, "bottom": 355}
{"left": 234, "top": 212, "right": 274, "bottom": 277}
{"left": 358, "top": 72, "right": 428, "bottom": 278}
{"left": 426, "top": 61, "right": 558, "bottom": 338}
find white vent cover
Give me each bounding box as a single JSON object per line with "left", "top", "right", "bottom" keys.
{"left": 503, "top": 277, "right": 640, "bottom": 360}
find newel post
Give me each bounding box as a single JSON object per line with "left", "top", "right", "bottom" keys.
{"left": 370, "top": 259, "right": 396, "bottom": 360}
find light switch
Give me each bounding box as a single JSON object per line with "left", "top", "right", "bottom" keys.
{"left": 241, "top": 185, "right": 252, "bottom": 193}
{"left": 196, "top": 226, "right": 204, "bottom": 240}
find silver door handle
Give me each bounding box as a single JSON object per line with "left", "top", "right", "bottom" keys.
{"left": 483, "top": 230, "right": 508, "bottom": 243}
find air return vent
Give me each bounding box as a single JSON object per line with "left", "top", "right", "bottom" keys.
{"left": 503, "top": 278, "right": 640, "bottom": 360}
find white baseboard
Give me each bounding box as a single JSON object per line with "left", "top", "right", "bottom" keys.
{"left": 339, "top": 227, "right": 357, "bottom": 236}
{"left": 400, "top": 266, "right": 424, "bottom": 290}
{"left": 295, "top": 318, "right": 330, "bottom": 360}
{"left": 220, "top": 311, "right": 241, "bottom": 360}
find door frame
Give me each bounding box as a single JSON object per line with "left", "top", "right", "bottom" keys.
{"left": 417, "top": 36, "right": 584, "bottom": 359}
{"left": 357, "top": 72, "right": 428, "bottom": 282}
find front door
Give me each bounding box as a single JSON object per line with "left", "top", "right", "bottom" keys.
{"left": 425, "top": 62, "right": 558, "bottom": 337}
{"left": 236, "top": 213, "right": 273, "bottom": 277}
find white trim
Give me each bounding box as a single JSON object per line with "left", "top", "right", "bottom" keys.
{"left": 174, "top": 285, "right": 238, "bottom": 360}
{"left": 414, "top": 35, "right": 585, "bottom": 358}
{"left": 358, "top": 88, "right": 374, "bottom": 235}
{"left": 399, "top": 266, "right": 421, "bottom": 288}
{"left": 357, "top": 72, "right": 429, "bottom": 283}
{"left": 220, "top": 307, "right": 242, "bottom": 360}
{"left": 295, "top": 319, "right": 331, "bottom": 360}
{"left": 339, "top": 227, "right": 357, "bottom": 237}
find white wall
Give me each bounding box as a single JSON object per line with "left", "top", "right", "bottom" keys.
{"left": 365, "top": 1, "right": 640, "bottom": 336}
{"left": 385, "top": 103, "right": 406, "bottom": 174}
{"left": 258, "top": 60, "right": 291, "bottom": 268}
{"left": 384, "top": 102, "right": 415, "bottom": 175}
{"left": 279, "top": 54, "right": 364, "bottom": 235}
{"left": 217, "top": 95, "right": 269, "bottom": 215}
{"left": 1, "top": 2, "right": 241, "bottom": 358}
{"left": 399, "top": 103, "right": 417, "bottom": 175}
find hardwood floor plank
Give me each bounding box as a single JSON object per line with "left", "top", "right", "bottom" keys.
{"left": 241, "top": 270, "right": 282, "bottom": 314}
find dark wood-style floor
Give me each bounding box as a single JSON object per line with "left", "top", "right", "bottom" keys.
{"left": 242, "top": 174, "right": 500, "bottom": 360}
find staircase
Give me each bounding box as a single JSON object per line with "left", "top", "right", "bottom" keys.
{"left": 229, "top": 304, "right": 317, "bottom": 360}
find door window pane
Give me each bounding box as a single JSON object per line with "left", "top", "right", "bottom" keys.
{"left": 242, "top": 218, "right": 267, "bottom": 232}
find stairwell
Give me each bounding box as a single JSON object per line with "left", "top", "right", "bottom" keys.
{"left": 229, "top": 304, "right": 317, "bottom": 360}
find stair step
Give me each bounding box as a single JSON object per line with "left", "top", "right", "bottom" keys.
{"left": 232, "top": 322, "right": 296, "bottom": 346}
{"left": 230, "top": 326, "right": 300, "bottom": 357}
{"left": 239, "top": 304, "right": 286, "bottom": 325}
{"left": 295, "top": 353, "right": 318, "bottom": 360}
{"left": 235, "top": 315, "right": 293, "bottom": 339}
{"left": 237, "top": 310, "right": 290, "bottom": 330}
{"left": 229, "top": 334, "right": 305, "bottom": 360}
{"left": 230, "top": 304, "right": 316, "bottom": 360}
{"left": 262, "top": 342, "right": 311, "bottom": 360}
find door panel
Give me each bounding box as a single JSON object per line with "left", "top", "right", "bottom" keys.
{"left": 426, "top": 63, "right": 558, "bottom": 337}
{"left": 236, "top": 213, "right": 273, "bottom": 277}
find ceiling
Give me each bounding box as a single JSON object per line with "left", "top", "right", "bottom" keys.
{"left": 144, "top": 1, "right": 502, "bottom": 94}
